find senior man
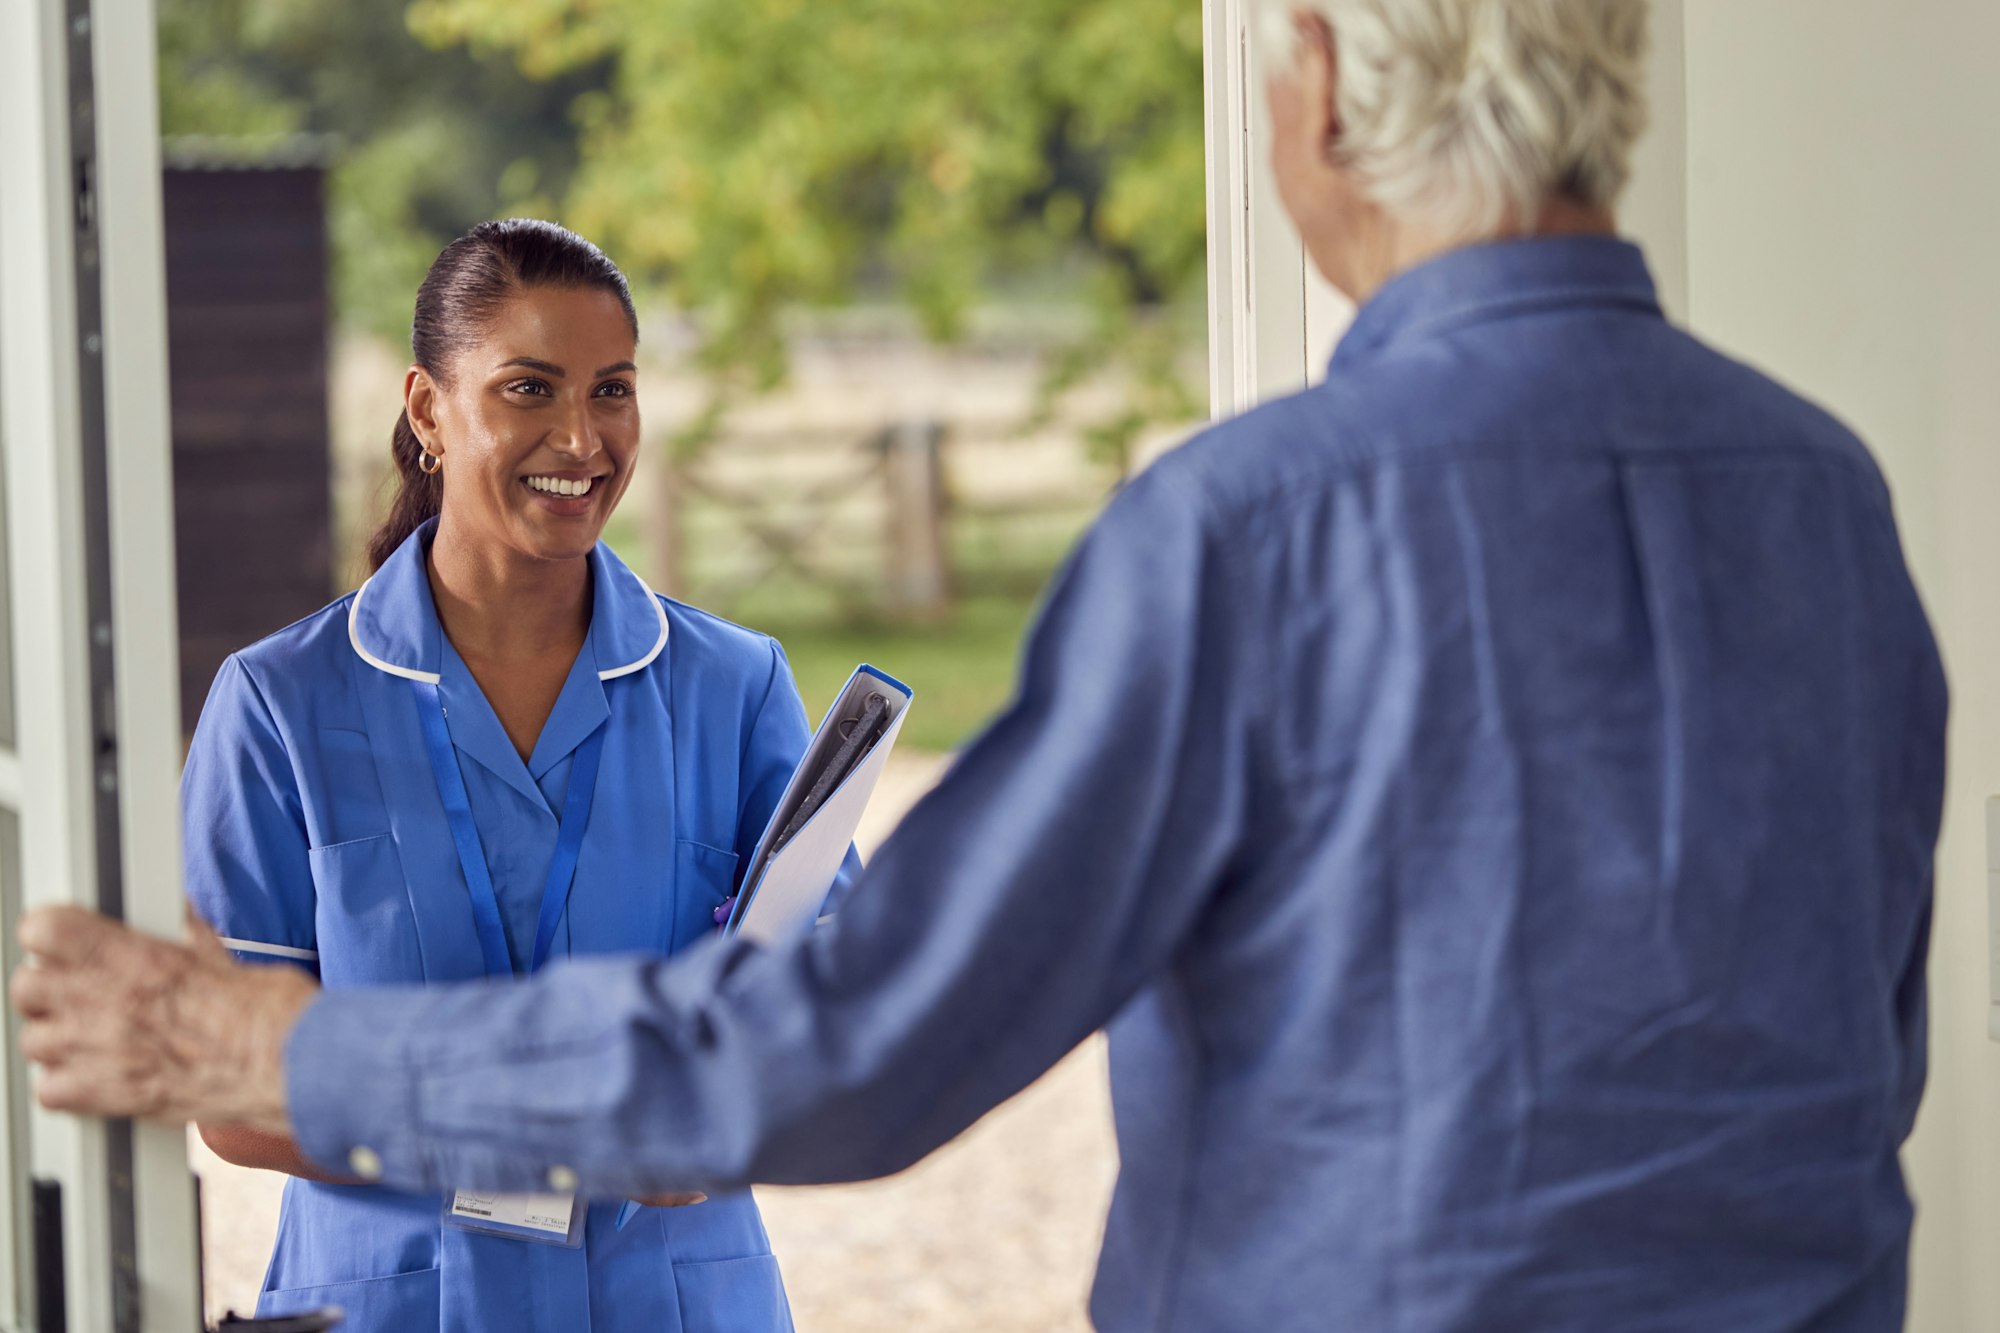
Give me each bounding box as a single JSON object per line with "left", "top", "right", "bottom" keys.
{"left": 17, "top": 2, "right": 1944, "bottom": 1329}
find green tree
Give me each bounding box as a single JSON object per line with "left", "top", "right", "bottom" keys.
{"left": 157, "top": 0, "right": 602, "bottom": 340}
{"left": 409, "top": 0, "right": 1210, "bottom": 459}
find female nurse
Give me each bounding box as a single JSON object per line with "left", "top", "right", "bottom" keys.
{"left": 183, "top": 219, "right": 847, "bottom": 1331}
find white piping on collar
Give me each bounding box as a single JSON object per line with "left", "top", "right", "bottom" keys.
{"left": 347, "top": 566, "right": 669, "bottom": 684}
{"left": 348, "top": 577, "right": 442, "bottom": 684}
{"left": 598, "top": 566, "right": 670, "bottom": 680}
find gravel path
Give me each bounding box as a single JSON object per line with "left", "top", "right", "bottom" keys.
{"left": 197, "top": 752, "right": 1118, "bottom": 1329}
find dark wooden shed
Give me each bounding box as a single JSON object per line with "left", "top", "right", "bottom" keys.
{"left": 163, "top": 139, "right": 334, "bottom": 731}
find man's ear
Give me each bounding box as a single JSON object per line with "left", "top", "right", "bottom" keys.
{"left": 405, "top": 367, "right": 442, "bottom": 454}
{"left": 1291, "top": 9, "right": 1344, "bottom": 160}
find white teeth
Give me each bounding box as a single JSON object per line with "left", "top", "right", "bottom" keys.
{"left": 526, "top": 476, "right": 594, "bottom": 498}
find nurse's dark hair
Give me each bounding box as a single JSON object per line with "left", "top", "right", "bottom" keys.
{"left": 365, "top": 219, "right": 640, "bottom": 572}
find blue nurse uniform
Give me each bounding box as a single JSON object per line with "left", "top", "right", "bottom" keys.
{"left": 182, "top": 518, "right": 847, "bottom": 1332}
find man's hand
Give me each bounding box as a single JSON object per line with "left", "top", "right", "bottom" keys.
{"left": 11, "top": 906, "right": 316, "bottom": 1135}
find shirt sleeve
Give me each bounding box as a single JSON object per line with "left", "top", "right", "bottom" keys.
{"left": 288, "top": 468, "right": 1257, "bottom": 1193}
{"left": 735, "top": 639, "right": 864, "bottom": 912}
{"left": 183, "top": 655, "right": 319, "bottom": 975}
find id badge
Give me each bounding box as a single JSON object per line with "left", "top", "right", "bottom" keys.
{"left": 442, "top": 1190, "right": 584, "bottom": 1248}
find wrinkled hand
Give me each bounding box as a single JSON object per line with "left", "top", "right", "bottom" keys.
{"left": 11, "top": 906, "right": 317, "bottom": 1134}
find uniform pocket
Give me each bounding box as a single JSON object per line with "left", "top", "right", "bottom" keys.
{"left": 673, "top": 1254, "right": 792, "bottom": 1332}
{"left": 307, "top": 726, "right": 392, "bottom": 848}
{"left": 307, "top": 833, "right": 420, "bottom": 986}
{"left": 259, "top": 1265, "right": 440, "bottom": 1328}
{"left": 670, "top": 839, "right": 740, "bottom": 953}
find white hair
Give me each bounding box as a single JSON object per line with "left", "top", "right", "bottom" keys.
{"left": 1259, "top": 0, "right": 1652, "bottom": 238}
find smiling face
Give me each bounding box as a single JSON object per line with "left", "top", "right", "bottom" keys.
{"left": 404, "top": 283, "right": 641, "bottom": 565}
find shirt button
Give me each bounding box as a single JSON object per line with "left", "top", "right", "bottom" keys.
{"left": 347, "top": 1146, "right": 384, "bottom": 1181}
{"left": 548, "top": 1165, "right": 579, "bottom": 1192}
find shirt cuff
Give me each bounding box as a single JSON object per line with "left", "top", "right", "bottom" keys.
{"left": 284, "top": 978, "right": 631, "bottom": 1196}
{"left": 286, "top": 986, "right": 436, "bottom": 1188}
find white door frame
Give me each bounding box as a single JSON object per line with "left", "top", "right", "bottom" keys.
{"left": 0, "top": 0, "right": 199, "bottom": 1328}
{"left": 1204, "top": 0, "right": 1307, "bottom": 418}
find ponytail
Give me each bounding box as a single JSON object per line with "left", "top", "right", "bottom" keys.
{"left": 365, "top": 409, "right": 443, "bottom": 572}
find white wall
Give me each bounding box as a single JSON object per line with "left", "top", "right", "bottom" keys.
{"left": 1671, "top": 3, "right": 2000, "bottom": 1328}
{"left": 1620, "top": 0, "right": 1687, "bottom": 323}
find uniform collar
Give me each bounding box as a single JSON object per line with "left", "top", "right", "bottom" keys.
{"left": 347, "top": 518, "right": 669, "bottom": 687}
{"left": 1330, "top": 235, "right": 1663, "bottom": 371}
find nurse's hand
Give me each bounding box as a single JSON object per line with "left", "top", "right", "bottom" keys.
{"left": 12, "top": 905, "right": 316, "bottom": 1136}
{"left": 630, "top": 1191, "right": 707, "bottom": 1208}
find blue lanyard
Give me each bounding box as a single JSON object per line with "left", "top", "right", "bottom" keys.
{"left": 409, "top": 678, "right": 609, "bottom": 977}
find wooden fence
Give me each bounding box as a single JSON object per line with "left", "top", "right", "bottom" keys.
{"left": 649, "top": 418, "right": 1106, "bottom": 621}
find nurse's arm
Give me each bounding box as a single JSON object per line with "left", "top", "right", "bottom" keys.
{"left": 197, "top": 1122, "right": 362, "bottom": 1184}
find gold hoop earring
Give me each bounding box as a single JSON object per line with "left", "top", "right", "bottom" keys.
{"left": 418, "top": 449, "right": 443, "bottom": 476}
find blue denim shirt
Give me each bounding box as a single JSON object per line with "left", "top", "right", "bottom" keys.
{"left": 291, "top": 238, "right": 1946, "bottom": 1332}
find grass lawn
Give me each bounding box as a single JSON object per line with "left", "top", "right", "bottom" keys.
{"left": 752, "top": 592, "right": 1044, "bottom": 754}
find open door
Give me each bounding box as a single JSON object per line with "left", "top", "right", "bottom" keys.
{"left": 0, "top": 0, "right": 202, "bottom": 1327}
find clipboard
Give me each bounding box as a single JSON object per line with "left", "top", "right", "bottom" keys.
{"left": 622, "top": 665, "right": 914, "bottom": 1228}
{"left": 726, "top": 664, "right": 913, "bottom": 945}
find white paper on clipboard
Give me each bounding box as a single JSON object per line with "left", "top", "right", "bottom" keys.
{"left": 730, "top": 664, "right": 913, "bottom": 946}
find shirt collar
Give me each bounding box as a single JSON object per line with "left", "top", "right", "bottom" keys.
{"left": 347, "top": 517, "right": 670, "bottom": 687}
{"left": 1329, "top": 235, "right": 1663, "bottom": 372}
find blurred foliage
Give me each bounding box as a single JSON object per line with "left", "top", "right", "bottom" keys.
{"left": 407, "top": 0, "right": 1210, "bottom": 458}
{"left": 158, "top": 0, "right": 604, "bottom": 341}
{"left": 159, "top": 0, "right": 1207, "bottom": 454}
